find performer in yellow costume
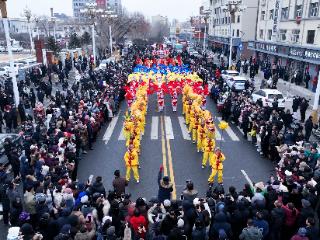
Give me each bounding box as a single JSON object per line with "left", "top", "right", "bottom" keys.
{"left": 197, "top": 121, "right": 206, "bottom": 153}
{"left": 202, "top": 137, "right": 216, "bottom": 168}
{"left": 124, "top": 145, "right": 140, "bottom": 183}
{"left": 208, "top": 148, "right": 226, "bottom": 184}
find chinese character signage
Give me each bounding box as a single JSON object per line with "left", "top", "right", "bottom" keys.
{"left": 273, "top": 0, "right": 280, "bottom": 35}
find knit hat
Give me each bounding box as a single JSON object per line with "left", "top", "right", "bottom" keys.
{"left": 177, "top": 218, "right": 184, "bottom": 228}
{"left": 20, "top": 223, "right": 34, "bottom": 236}
{"left": 80, "top": 195, "right": 89, "bottom": 204}
{"left": 60, "top": 224, "right": 71, "bottom": 234}
{"left": 298, "top": 227, "right": 307, "bottom": 237}
{"left": 102, "top": 216, "right": 112, "bottom": 225}
{"left": 301, "top": 199, "right": 311, "bottom": 208}
{"left": 163, "top": 199, "right": 171, "bottom": 207}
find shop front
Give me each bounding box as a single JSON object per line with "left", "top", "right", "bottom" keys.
{"left": 208, "top": 35, "right": 242, "bottom": 60}
{"left": 248, "top": 41, "right": 320, "bottom": 90}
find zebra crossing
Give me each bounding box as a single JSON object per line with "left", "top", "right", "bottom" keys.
{"left": 103, "top": 114, "right": 242, "bottom": 144}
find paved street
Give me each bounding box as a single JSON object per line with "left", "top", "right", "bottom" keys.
{"left": 77, "top": 94, "right": 274, "bottom": 200}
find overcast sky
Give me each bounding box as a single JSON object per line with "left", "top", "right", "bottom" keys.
{"left": 7, "top": 0, "right": 201, "bottom": 21}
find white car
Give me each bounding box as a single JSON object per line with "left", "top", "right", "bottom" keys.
{"left": 251, "top": 89, "right": 286, "bottom": 108}
{"left": 221, "top": 70, "right": 240, "bottom": 80}
{"left": 98, "top": 57, "right": 116, "bottom": 69}
{"left": 11, "top": 47, "right": 23, "bottom": 52}
{"left": 226, "top": 76, "right": 247, "bottom": 91}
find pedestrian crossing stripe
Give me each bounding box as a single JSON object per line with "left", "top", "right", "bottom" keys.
{"left": 151, "top": 116, "right": 159, "bottom": 140}
{"left": 115, "top": 116, "right": 242, "bottom": 142}
{"left": 217, "top": 117, "right": 240, "bottom": 141}
{"left": 178, "top": 117, "right": 191, "bottom": 140}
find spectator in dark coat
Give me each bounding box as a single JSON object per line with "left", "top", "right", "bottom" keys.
{"left": 89, "top": 176, "right": 106, "bottom": 196}
{"left": 112, "top": 170, "right": 128, "bottom": 197}
{"left": 157, "top": 166, "right": 173, "bottom": 203}
{"left": 209, "top": 212, "right": 232, "bottom": 239}
{"left": 305, "top": 217, "right": 319, "bottom": 240}
{"left": 304, "top": 116, "right": 313, "bottom": 142}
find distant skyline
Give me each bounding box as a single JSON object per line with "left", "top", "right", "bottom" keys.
{"left": 6, "top": 0, "right": 201, "bottom": 21}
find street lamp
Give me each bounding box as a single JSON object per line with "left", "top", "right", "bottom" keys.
{"left": 101, "top": 7, "right": 117, "bottom": 56}
{"left": 34, "top": 16, "right": 40, "bottom": 40}
{"left": 222, "top": 0, "right": 246, "bottom": 69}
{"left": 80, "top": 2, "right": 100, "bottom": 65}
{"left": 201, "top": 10, "right": 211, "bottom": 53}
{"left": 23, "top": 7, "right": 35, "bottom": 53}
{"left": 0, "top": 0, "right": 20, "bottom": 105}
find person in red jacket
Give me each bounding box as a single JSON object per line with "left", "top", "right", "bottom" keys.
{"left": 129, "top": 209, "right": 148, "bottom": 239}
{"left": 282, "top": 202, "right": 300, "bottom": 240}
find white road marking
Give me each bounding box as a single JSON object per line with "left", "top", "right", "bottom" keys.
{"left": 164, "top": 116, "right": 174, "bottom": 140}
{"left": 237, "top": 126, "right": 243, "bottom": 133}
{"left": 217, "top": 117, "right": 240, "bottom": 141}
{"left": 241, "top": 170, "right": 254, "bottom": 189}
{"left": 103, "top": 115, "right": 120, "bottom": 144}
{"left": 118, "top": 126, "right": 125, "bottom": 141}
{"left": 151, "top": 116, "right": 159, "bottom": 140}
{"left": 215, "top": 128, "right": 224, "bottom": 141}
{"left": 178, "top": 116, "right": 191, "bottom": 140}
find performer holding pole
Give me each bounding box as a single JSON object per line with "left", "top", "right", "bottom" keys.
{"left": 208, "top": 148, "right": 226, "bottom": 184}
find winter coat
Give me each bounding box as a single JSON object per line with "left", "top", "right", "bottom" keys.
{"left": 89, "top": 181, "right": 106, "bottom": 196}
{"left": 24, "top": 190, "right": 36, "bottom": 214}
{"left": 253, "top": 219, "right": 269, "bottom": 239}
{"left": 282, "top": 205, "right": 299, "bottom": 227}
{"left": 112, "top": 176, "right": 127, "bottom": 196}
{"left": 290, "top": 234, "right": 309, "bottom": 240}
{"left": 210, "top": 212, "right": 232, "bottom": 239}
{"left": 239, "top": 226, "right": 263, "bottom": 240}
{"left": 157, "top": 171, "right": 173, "bottom": 202}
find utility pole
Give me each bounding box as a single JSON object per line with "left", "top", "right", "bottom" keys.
{"left": 0, "top": 0, "right": 20, "bottom": 105}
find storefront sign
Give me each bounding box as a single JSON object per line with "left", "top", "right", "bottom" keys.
{"left": 255, "top": 42, "right": 278, "bottom": 53}
{"left": 304, "top": 49, "right": 320, "bottom": 61}
{"left": 289, "top": 47, "right": 304, "bottom": 58}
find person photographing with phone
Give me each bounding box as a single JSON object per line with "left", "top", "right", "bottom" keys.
{"left": 208, "top": 148, "right": 226, "bottom": 185}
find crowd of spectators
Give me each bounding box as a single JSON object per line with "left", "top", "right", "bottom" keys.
{"left": 0, "top": 46, "right": 319, "bottom": 240}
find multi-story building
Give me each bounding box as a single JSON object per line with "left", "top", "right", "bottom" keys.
{"left": 205, "top": 0, "right": 259, "bottom": 59}
{"left": 73, "top": 0, "right": 106, "bottom": 18}
{"left": 0, "top": 18, "right": 37, "bottom": 37}
{"left": 107, "top": 0, "right": 122, "bottom": 14}
{"left": 249, "top": 0, "right": 320, "bottom": 83}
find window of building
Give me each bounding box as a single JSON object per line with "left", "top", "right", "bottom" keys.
{"left": 237, "top": 15, "right": 240, "bottom": 23}
{"left": 259, "top": 29, "right": 264, "bottom": 39}
{"left": 261, "top": 11, "right": 265, "bottom": 20}
{"left": 295, "top": 5, "right": 303, "bottom": 17}
{"left": 291, "top": 29, "right": 300, "bottom": 42}
{"left": 279, "top": 29, "right": 287, "bottom": 41}
{"left": 281, "top": 7, "right": 289, "bottom": 19}
{"left": 237, "top": 29, "right": 239, "bottom": 37}
{"left": 309, "top": 2, "right": 319, "bottom": 17}
{"left": 307, "top": 30, "right": 315, "bottom": 44}
{"left": 268, "top": 29, "right": 272, "bottom": 40}
{"left": 269, "top": 9, "right": 274, "bottom": 20}
{"left": 232, "top": 29, "right": 235, "bottom": 36}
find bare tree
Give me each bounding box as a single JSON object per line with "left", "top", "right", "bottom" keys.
{"left": 34, "top": 15, "right": 50, "bottom": 37}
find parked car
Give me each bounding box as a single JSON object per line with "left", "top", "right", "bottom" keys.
{"left": 226, "top": 76, "right": 247, "bottom": 91}
{"left": 0, "top": 67, "right": 8, "bottom": 77}
{"left": 11, "top": 47, "right": 23, "bottom": 52}
{"left": 251, "top": 89, "right": 286, "bottom": 108}
{"left": 221, "top": 70, "right": 240, "bottom": 80}
{"left": 98, "top": 57, "right": 116, "bottom": 69}
{"left": 0, "top": 46, "right": 6, "bottom": 52}
{"left": 0, "top": 133, "right": 23, "bottom": 164}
